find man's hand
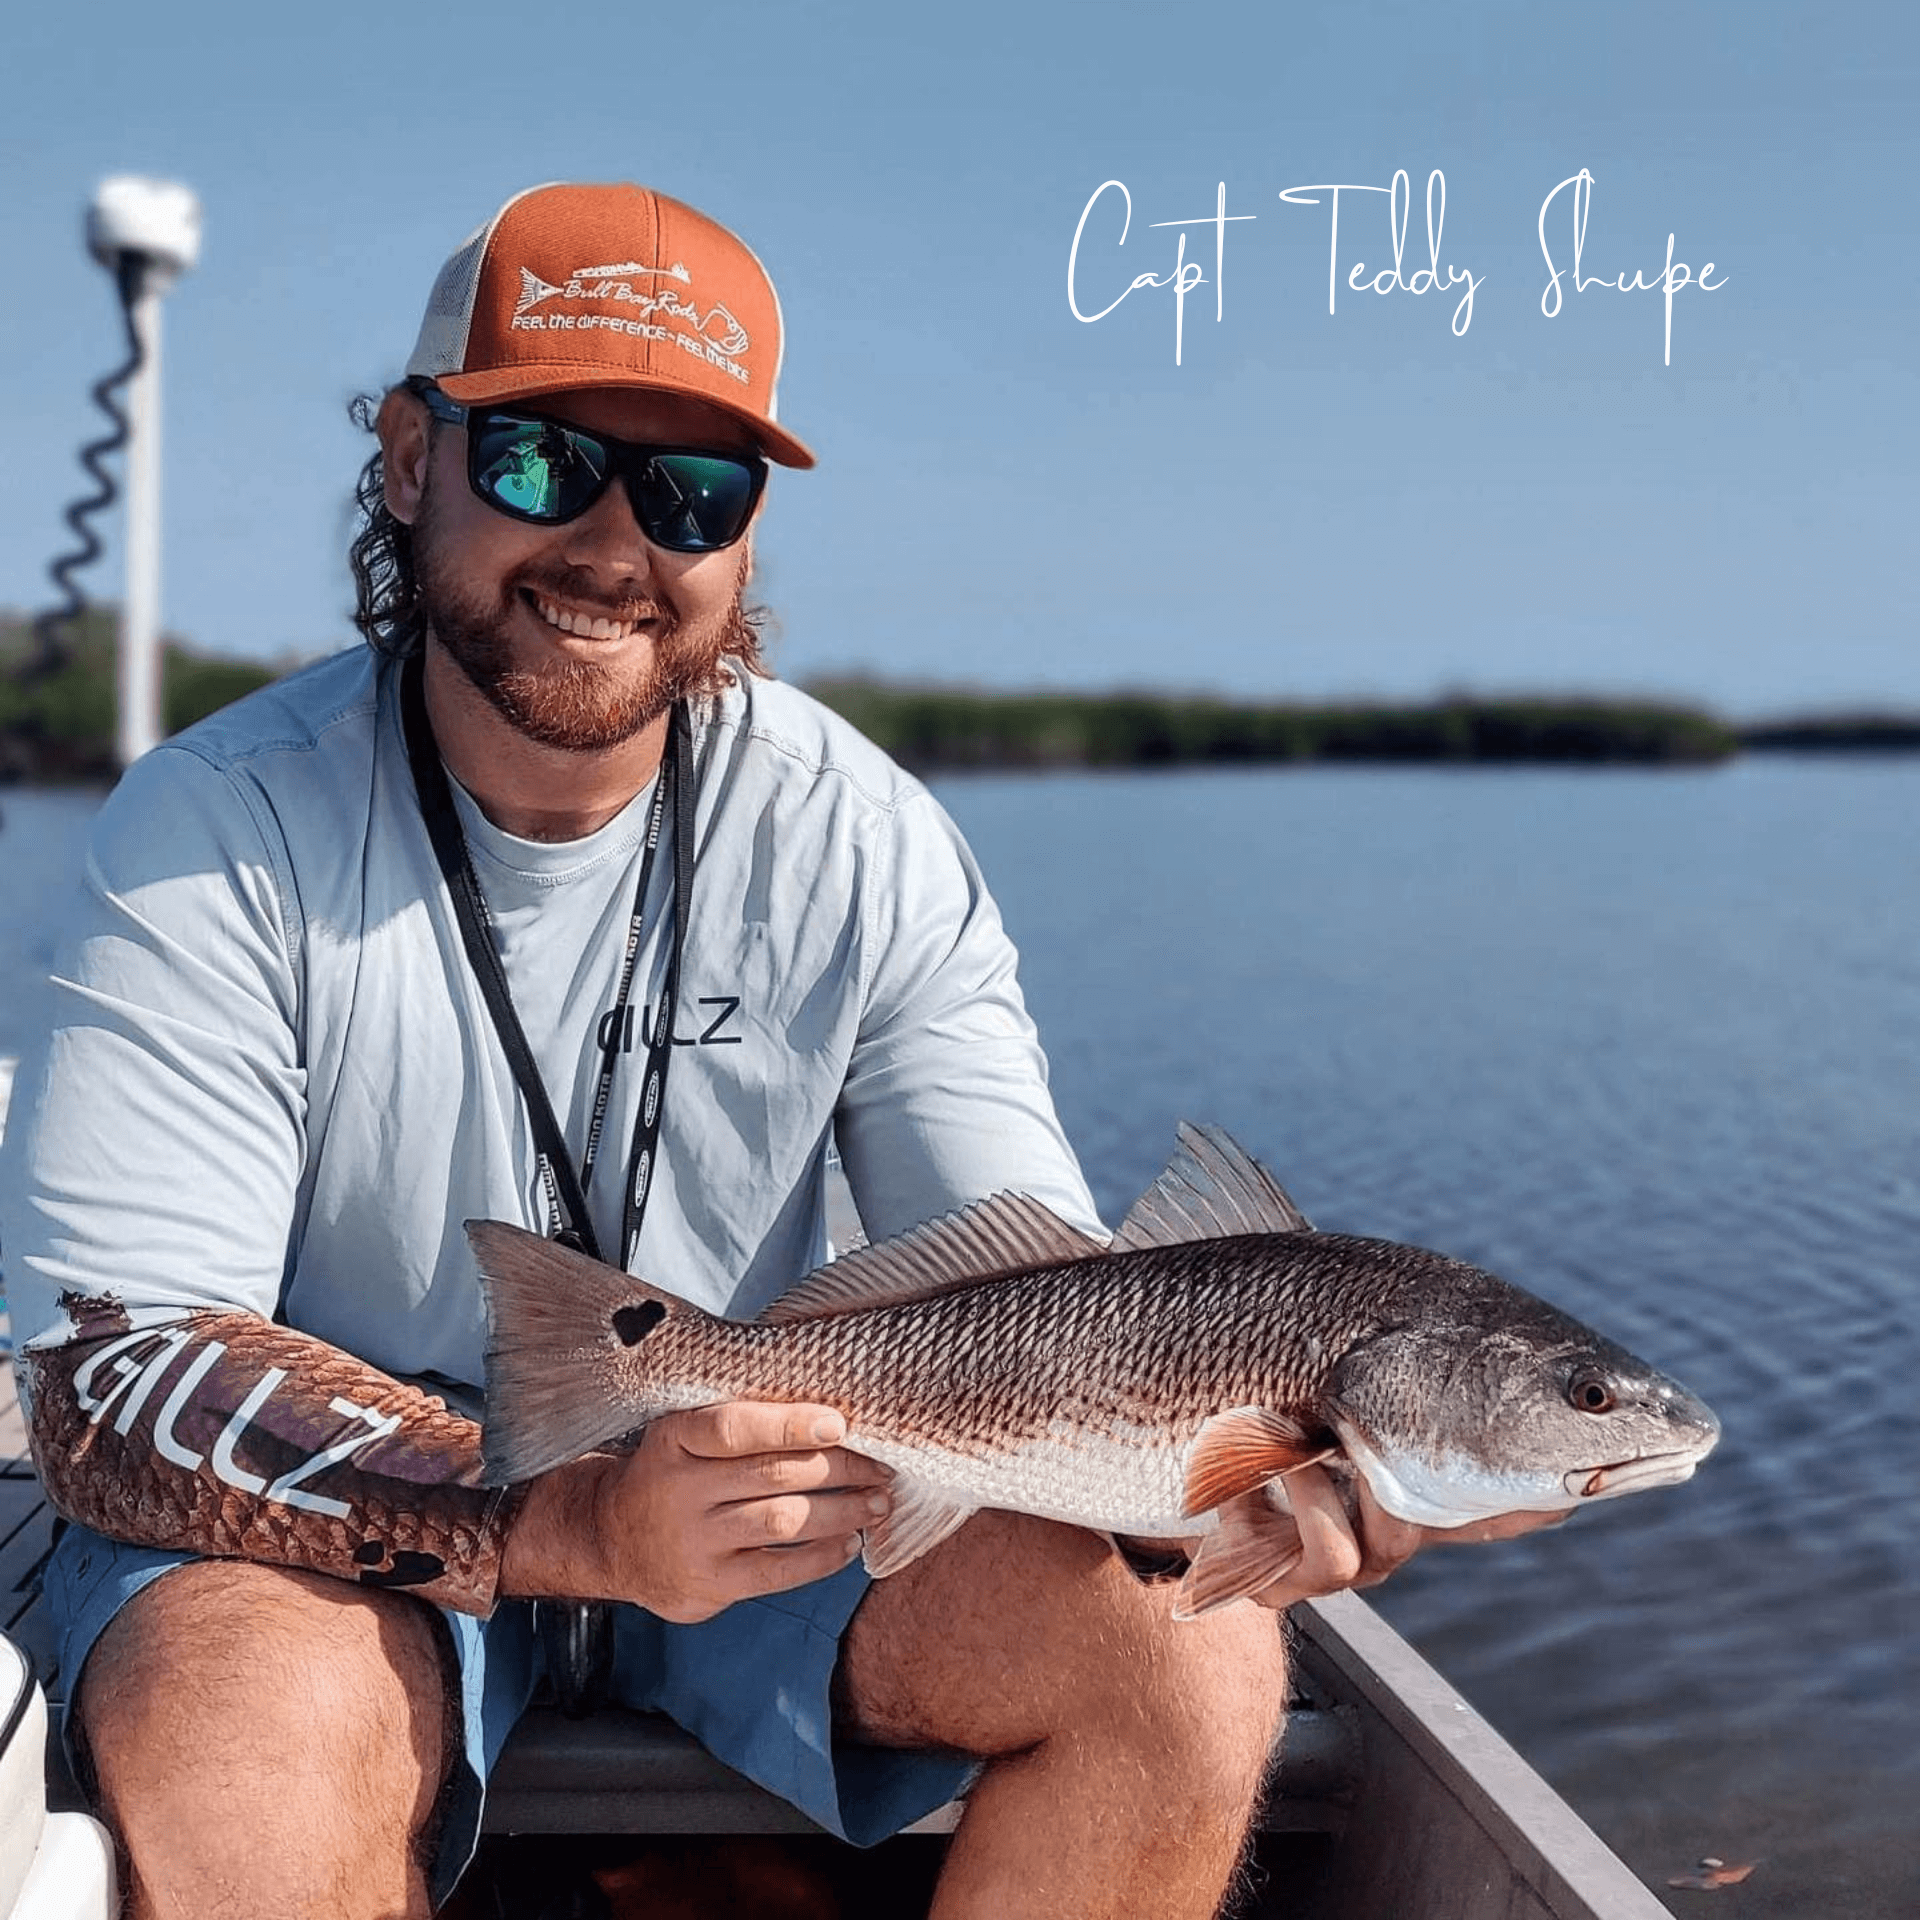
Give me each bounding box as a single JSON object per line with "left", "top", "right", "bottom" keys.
{"left": 1248, "top": 1462, "right": 1570, "bottom": 1610}
{"left": 503, "top": 1401, "right": 891, "bottom": 1623}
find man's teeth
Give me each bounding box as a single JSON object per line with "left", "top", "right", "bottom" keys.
{"left": 535, "top": 598, "right": 637, "bottom": 641}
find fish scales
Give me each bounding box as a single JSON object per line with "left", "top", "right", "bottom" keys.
{"left": 680, "top": 1236, "right": 1436, "bottom": 1453}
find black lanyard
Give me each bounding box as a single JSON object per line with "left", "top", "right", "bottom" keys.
{"left": 400, "top": 654, "right": 694, "bottom": 1269}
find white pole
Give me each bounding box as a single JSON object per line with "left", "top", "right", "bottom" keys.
{"left": 117, "top": 282, "right": 164, "bottom": 767}
{"left": 86, "top": 174, "right": 200, "bottom": 770}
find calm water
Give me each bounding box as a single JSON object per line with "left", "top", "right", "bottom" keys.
{"left": 931, "top": 758, "right": 1920, "bottom": 1920}
{"left": 4, "top": 763, "right": 1918, "bottom": 1916}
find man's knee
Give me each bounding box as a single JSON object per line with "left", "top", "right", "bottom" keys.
{"left": 843, "top": 1510, "right": 1289, "bottom": 1792}
{"left": 80, "top": 1557, "right": 452, "bottom": 1783}
{"left": 77, "top": 1560, "right": 452, "bottom": 1918}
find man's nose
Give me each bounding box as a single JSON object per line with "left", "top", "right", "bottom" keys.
{"left": 559, "top": 477, "right": 658, "bottom": 577}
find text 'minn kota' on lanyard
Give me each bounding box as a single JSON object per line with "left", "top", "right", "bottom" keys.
{"left": 400, "top": 653, "right": 694, "bottom": 1271}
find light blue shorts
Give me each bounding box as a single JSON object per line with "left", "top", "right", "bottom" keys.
{"left": 42, "top": 1523, "right": 974, "bottom": 1909}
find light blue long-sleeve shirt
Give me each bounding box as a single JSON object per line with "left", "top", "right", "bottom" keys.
{"left": 4, "top": 647, "right": 1097, "bottom": 1412}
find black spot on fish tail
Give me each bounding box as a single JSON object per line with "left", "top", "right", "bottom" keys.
{"left": 351, "top": 1540, "right": 385, "bottom": 1566}
{"left": 613, "top": 1301, "right": 667, "bottom": 1347}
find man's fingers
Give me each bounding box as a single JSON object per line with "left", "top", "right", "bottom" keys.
{"left": 1248, "top": 1465, "right": 1426, "bottom": 1606}
{"left": 1243, "top": 1470, "right": 1355, "bottom": 1610}
{"left": 665, "top": 1401, "right": 852, "bottom": 1460}
{"left": 1234, "top": 1465, "right": 1578, "bottom": 1612}
{"left": 740, "top": 1532, "right": 868, "bottom": 1598}
{"left": 1346, "top": 1473, "right": 1425, "bottom": 1586}
{"left": 1279, "top": 1466, "right": 1366, "bottom": 1596}
{"left": 718, "top": 1485, "right": 890, "bottom": 1551}
{"left": 726, "top": 1445, "right": 892, "bottom": 1497}
{"left": 650, "top": 1527, "right": 869, "bottom": 1624}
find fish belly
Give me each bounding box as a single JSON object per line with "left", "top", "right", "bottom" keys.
{"left": 846, "top": 1420, "right": 1212, "bottom": 1541}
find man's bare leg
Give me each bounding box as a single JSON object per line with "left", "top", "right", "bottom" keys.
{"left": 840, "top": 1512, "right": 1288, "bottom": 1920}
{"left": 76, "top": 1560, "right": 451, "bottom": 1920}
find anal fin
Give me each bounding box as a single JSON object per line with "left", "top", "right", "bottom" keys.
{"left": 861, "top": 1476, "right": 979, "bottom": 1577}
{"left": 1173, "top": 1488, "right": 1305, "bottom": 1620}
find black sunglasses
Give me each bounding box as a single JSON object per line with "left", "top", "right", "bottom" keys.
{"left": 417, "top": 387, "right": 767, "bottom": 553}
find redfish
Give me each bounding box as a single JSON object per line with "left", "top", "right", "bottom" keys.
{"left": 469, "top": 1126, "right": 1719, "bottom": 1617}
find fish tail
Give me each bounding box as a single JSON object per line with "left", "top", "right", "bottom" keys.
{"left": 465, "top": 1220, "right": 710, "bottom": 1486}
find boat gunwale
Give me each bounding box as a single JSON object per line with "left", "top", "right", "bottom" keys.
{"left": 1292, "top": 1591, "right": 1674, "bottom": 1920}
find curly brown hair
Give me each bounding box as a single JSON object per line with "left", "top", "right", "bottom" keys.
{"left": 346, "top": 387, "right": 775, "bottom": 680}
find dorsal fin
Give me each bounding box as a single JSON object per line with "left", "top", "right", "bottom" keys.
{"left": 760, "top": 1191, "right": 1106, "bottom": 1324}
{"left": 1111, "top": 1123, "right": 1314, "bottom": 1251}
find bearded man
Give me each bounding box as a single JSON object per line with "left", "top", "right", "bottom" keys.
{"left": 4, "top": 183, "right": 1512, "bottom": 1920}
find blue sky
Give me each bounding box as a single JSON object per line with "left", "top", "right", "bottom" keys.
{"left": 2, "top": 0, "right": 1913, "bottom": 714}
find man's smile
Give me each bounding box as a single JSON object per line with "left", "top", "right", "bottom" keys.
{"left": 528, "top": 593, "right": 652, "bottom": 644}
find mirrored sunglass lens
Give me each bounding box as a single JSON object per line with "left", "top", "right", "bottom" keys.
{"left": 632, "top": 455, "right": 757, "bottom": 550}
{"left": 471, "top": 419, "right": 606, "bottom": 520}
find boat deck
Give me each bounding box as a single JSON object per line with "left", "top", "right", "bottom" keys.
{"left": 0, "top": 1360, "right": 48, "bottom": 1680}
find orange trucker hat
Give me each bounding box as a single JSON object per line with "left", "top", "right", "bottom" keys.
{"left": 405, "top": 182, "right": 815, "bottom": 469}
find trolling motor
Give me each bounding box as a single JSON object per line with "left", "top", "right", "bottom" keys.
{"left": 35, "top": 176, "right": 200, "bottom": 768}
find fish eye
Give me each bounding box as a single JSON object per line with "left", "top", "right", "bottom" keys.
{"left": 1567, "top": 1367, "right": 1617, "bottom": 1415}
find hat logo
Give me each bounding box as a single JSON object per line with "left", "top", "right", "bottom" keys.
{"left": 572, "top": 258, "right": 692, "bottom": 284}
{"left": 514, "top": 267, "right": 567, "bottom": 316}
{"left": 508, "top": 258, "right": 753, "bottom": 383}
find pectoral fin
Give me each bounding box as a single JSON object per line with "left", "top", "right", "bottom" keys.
{"left": 1183, "top": 1407, "right": 1333, "bottom": 1516}
{"left": 861, "top": 1476, "right": 979, "bottom": 1577}
{"left": 1173, "top": 1489, "right": 1305, "bottom": 1620}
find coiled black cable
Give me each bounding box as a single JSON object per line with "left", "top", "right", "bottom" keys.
{"left": 29, "top": 254, "right": 150, "bottom": 679}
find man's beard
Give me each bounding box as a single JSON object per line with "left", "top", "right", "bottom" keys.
{"left": 412, "top": 488, "right": 751, "bottom": 753}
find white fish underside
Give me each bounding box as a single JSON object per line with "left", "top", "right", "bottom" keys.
{"left": 646, "top": 1378, "right": 1601, "bottom": 1541}
{"left": 641, "top": 1375, "right": 1209, "bottom": 1538}
{"left": 858, "top": 1424, "right": 1206, "bottom": 1539}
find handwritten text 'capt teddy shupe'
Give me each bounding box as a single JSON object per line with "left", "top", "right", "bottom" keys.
{"left": 1067, "top": 170, "right": 1725, "bottom": 367}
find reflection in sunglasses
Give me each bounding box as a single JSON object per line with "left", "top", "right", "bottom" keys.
{"left": 426, "top": 388, "right": 766, "bottom": 550}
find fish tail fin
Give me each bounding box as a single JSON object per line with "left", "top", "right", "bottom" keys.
{"left": 465, "top": 1220, "right": 709, "bottom": 1486}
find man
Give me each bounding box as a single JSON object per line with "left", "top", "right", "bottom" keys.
{"left": 4, "top": 183, "right": 1537, "bottom": 1920}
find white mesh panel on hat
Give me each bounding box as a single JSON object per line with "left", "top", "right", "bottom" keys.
{"left": 404, "top": 185, "right": 555, "bottom": 380}
{"left": 405, "top": 226, "right": 487, "bottom": 379}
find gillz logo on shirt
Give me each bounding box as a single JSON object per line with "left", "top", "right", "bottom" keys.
{"left": 596, "top": 994, "right": 743, "bottom": 1055}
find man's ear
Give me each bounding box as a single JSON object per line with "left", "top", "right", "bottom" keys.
{"left": 376, "top": 388, "right": 432, "bottom": 526}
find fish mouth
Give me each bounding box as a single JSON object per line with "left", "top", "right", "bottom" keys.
{"left": 1565, "top": 1452, "right": 1703, "bottom": 1500}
